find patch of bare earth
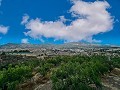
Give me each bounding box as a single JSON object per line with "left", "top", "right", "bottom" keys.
{"left": 101, "top": 68, "right": 120, "bottom": 90}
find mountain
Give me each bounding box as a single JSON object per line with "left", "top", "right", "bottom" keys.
{"left": 0, "top": 42, "right": 119, "bottom": 49}
{"left": 0, "top": 43, "right": 36, "bottom": 49}
{"left": 58, "top": 42, "right": 113, "bottom": 49}
{"left": 0, "top": 43, "right": 56, "bottom": 49}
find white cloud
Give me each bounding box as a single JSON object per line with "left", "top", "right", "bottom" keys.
{"left": 22, "top": 0, "right": 113, "bottom": 43}
{"left": 21, "top": 14, "right": 29, "bottom": 25}
{"left": 0, "top": 25, "right": 9, "bottom": 34}
{"left": 21, "top": 38, "right": 29, "bottom": 43}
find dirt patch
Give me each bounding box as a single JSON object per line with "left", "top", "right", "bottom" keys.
{"left": 101, "top": 68, "right": 120, "bottom": 90}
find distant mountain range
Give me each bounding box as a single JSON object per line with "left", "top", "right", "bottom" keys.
{"left": 0, "top": 42, "right": 119, "bottom": 49}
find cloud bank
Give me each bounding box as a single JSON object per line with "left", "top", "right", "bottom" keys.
{"left": 22, "top": 0, "right": 113, "bottom": 42}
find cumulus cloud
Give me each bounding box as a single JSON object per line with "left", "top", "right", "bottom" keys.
{"left": 21, "top": 38, "right": 29, "bottom": 43}
{"left": 0, "top": 25, "right": 9, "bottom": 34}
{"left": 22, "top": 0, "right": 113, "bottom": 43}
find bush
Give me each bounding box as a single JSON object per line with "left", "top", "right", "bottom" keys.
{"left": 51, "top": 55, "right": 113, "bottom": 90}
{"left": 0, "top": 64, "right": 32, "bottom": 89}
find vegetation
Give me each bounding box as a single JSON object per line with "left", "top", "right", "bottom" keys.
{"left": 13, "top": 50, "right": 31, "bottom": 53}
{"left": 0, "top": 54, "right": 120, "bottom": 90}
{"left": 0, "top": 65, "right": 32, "bottom": 90}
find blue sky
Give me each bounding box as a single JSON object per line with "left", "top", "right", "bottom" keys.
{"left": 0, "top": 0, "right": 120, "bottom": 45}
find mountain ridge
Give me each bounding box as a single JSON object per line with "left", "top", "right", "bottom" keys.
{"left": 0, "top": 42, "right": 119, "bottom": 49}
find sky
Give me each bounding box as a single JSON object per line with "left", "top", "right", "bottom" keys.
{"left": 0, "top": 0, "right": 120, "bottom": 45}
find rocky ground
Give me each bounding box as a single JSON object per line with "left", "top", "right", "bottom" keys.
{"left": 101, "top": 68, "right": 120, "bottom": 90}
{"left": 34, "top": 81, "right": 52, "bottom": 90}
{"left": 19, "top": 68, "right": 120, "bottom": 90}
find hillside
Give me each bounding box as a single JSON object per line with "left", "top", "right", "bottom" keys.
{"left": 0, "top": 42, "right": 117, "bottom": 49}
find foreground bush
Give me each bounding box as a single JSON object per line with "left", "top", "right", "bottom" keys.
{"left": 51, "top": 55, "right": 114, "bottom": 90}
{"left": 0, "top": 64, "right": 32, "bottom": 90}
